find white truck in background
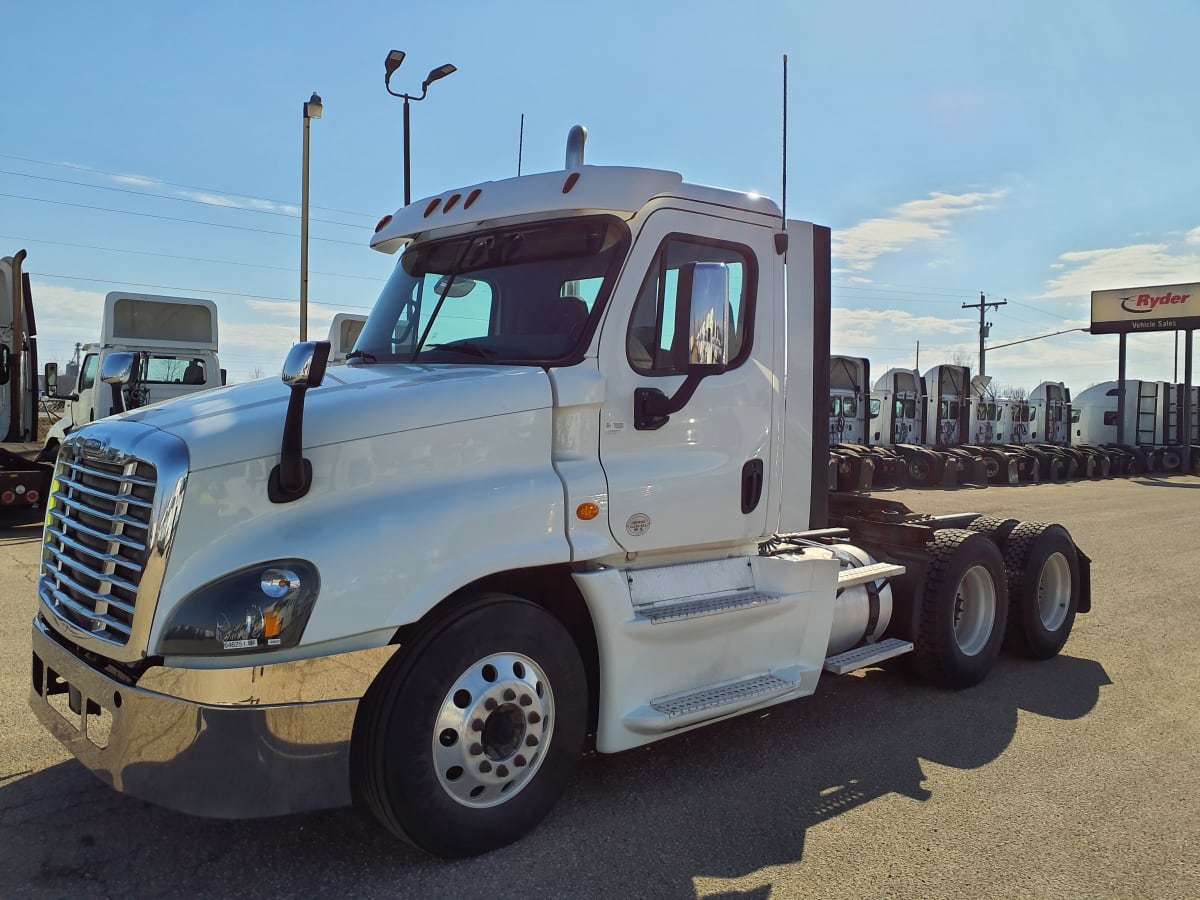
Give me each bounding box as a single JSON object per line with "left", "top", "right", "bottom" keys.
{"left": 42, "top": 292, "right": 223, "bottom": 457}
{"left": 30, "top": 127, "right": 1091, "bottom": 858}
{"left": 327, "top": 313, "right": 368, "bottom": 364}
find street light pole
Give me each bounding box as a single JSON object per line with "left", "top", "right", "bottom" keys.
{"left": 300, "top": 92, "right": 323, "bottom": 343}
{"left": 384, "top": 50, "right": 457, "bottom": 206}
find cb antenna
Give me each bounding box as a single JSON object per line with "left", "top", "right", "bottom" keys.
{"left": 518, "top": 113, "right": 525, "bottom": 176}
{"left": 781, "top": 54, "right": 788, "bottom": 230}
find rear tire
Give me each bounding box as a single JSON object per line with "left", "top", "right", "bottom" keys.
{"left": 913, "top": 529, "right": 1008, "bottom": 688}
{"left": 965, "top": 515, "right": 1020, "bottom": 547}
{"left": 1002, "top": 523, "right": 1080, "bottom": 659}
{"left": 353, "top": 593, "right": 586, "bottom": 858}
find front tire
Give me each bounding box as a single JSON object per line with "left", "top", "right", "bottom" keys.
{"left": 913, "top": 529, "right": 1008, "bottom": 688}
{"left": 1002, "top": 523, "right": 1080, "bottom": 659}
{"left": 353, "top": 593, "right": 587, "bottom": 858}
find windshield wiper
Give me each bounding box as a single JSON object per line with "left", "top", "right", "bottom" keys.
{"left": 345, "top": 350, "right": 377, "bottom": 363}
{"left": 427, "top": 342, "right": 496, "bottom": 359}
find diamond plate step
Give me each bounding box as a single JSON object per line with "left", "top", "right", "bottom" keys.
{"left": 638, "top": 590, "right": 779, "bottom": 624}
{"left": 622, "top": 668, "right": 807, "bottom": 735}
{"left": 837, "top": 561, "right": 905, "bottom": 589}
{"left": 823, "top": 638, "right": 914, "bottom": 675}
{"left": 651, "top": 672, "right": 793, "bottom": 717}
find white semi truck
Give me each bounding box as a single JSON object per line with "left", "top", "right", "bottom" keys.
{"left": 42, "top": 291, "right": 223, "bottom": 457}
{"left": 29, "top": 128, "right": 1091, "bottom": 858}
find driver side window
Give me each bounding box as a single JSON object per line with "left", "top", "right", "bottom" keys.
{"left": 626, "top": 235, "right": 755, "bottom": 376}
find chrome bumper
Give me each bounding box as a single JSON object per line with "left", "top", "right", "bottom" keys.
{"left": 30, "top": 616, "right": 397, "bottom": 819}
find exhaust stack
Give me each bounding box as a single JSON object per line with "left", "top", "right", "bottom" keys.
{"left": 565, "top": 125, "right": 587, "bottom": 169}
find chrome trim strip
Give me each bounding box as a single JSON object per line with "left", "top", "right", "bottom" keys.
{"left": 60, "top": 458, "right": 156, "bottom": 488}
{"left": 44, "top": 546, "right": 141, "bottom": 598}
{"left": 42, "top": 565, "right": 137, "bottom": 616}
{"left": 40, "top": 421, "right": 190, "bottom": 663}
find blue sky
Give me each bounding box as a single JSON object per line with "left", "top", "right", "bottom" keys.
{"left": 4, "top": 1, "right": 1199, "bottom": 391}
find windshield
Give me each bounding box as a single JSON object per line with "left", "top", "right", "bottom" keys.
{"left": 353, "top": 216, "right": 628, "bottom": 365}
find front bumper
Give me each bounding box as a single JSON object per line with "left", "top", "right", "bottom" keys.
{"left": 30, "top": 616, "right": 397, "bottom": 818}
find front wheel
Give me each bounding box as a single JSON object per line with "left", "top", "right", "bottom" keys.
{"left": 1002, "top": 523, "right": 1080, "bottom": 659}
{"left": 353, "top": 593, "right": 587, "bottom": 858}
{"left": 913, "top": 529, "right": 1008, "bottom": 688}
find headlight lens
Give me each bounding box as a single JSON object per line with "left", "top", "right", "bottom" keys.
{"left": 159, "top": 559, "right": 320, "bottom": 656}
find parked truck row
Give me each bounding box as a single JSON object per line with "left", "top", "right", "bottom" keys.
{"left": 827, "top": 356, "right": 1198, "bottom": 491}
{"left": 29, "top": 126, "right": 1092, "bottom": 858}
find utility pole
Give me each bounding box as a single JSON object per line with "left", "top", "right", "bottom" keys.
{"left": 963, "top": 292, "right": 1007, "bottom": 378}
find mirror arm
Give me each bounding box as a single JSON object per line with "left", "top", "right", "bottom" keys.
{"left": 268, "top": 341, "right": 330, "bottom": 503}
{"left": 634, "top": 367, "right": 720, "bottom": 431}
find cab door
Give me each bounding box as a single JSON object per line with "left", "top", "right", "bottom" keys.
{"left": 596, "top": 209, "right": 778, "bottom": 554}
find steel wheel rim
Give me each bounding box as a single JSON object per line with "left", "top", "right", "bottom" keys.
{"left": 1037, "top": 552, "right": 1072, "bottom": 631}
{"left": 432, "top": 652, "right": 553, "bottom": 808}
{"left": 952, "top": 564, "right": 996, "bottom": 656}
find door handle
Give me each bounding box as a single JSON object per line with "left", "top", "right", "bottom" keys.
{"left": 741, "top": 459, "right": 764, "bottom": 514}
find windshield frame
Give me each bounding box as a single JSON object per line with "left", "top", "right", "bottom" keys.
{"left": 351, "top": 214, "right": 632, "bottom": 368}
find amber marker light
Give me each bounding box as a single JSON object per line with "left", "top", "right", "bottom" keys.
{"left": 576, "top": 502, "right": 600, "bottom": 520}
{"left": 374, "top": 214, "right": 393, "bottom": 233}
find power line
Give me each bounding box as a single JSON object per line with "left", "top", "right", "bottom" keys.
{"left": 0, "top": 169, "right": 365, "bottom": 228}
{"left": 0, "top": 233, "right": 382, "bottom": 280}
{"left": 28, "top": 270, "right": 374, "bottom": 310}
{"left": 0, "top": 152, "right": 376, "bottom": 221}
{"left": 0, "top": 192, "right": 365, "bottom": 245}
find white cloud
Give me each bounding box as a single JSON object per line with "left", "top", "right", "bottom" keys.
{"left": 177, "top": 191, "right": 297, "bottom": 216}
{"left": 834, "top": 189, "right": 1007, "bottom": 272}
{"left": 1040, "top": 241, "right": 1200, "bottom": 298}
{"left": 108, "top": 173, "right": 158, "bottom": 187}
{"left": 1186, "top": 226, "right": 1200, "bottom": 246}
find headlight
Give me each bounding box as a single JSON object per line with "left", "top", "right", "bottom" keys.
{"left": 159, "top": 560, "right": 320, "bottom": 656}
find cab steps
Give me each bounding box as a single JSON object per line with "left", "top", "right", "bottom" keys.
{"left": 621, "top": 665, "right": 808, "bottom": 734}
{"left": 823, "top": 637, "right": 913, "bottom": 675}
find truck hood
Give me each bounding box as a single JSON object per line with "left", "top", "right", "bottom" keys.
{"left": 115, "top": 363, "right": 554, "bottom": 472}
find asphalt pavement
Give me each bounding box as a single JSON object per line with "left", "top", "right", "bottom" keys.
{"left": 1, "top": 476, "right": 1198, "bottom": 898}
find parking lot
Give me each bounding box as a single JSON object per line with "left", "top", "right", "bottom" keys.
{"left": 2, "top": 476, "right": 1198, "bottom": 899}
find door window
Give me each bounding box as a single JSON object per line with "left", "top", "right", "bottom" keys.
{"left": 626, "top": 236, "right": 755, "bottom": 375}
{"left": 78, "top": 354, "right": 99, "bottom": 390}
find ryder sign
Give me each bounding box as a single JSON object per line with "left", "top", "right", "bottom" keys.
{"left": 1091, "top": 281, "right": 1200, "bottom": 334}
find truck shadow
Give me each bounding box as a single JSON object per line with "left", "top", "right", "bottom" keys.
{"left": 1131, "top": 475, "right": 1200, "bottom": 489}
{"left": 0, "top": 654, "right": 1111, "bottom": 899}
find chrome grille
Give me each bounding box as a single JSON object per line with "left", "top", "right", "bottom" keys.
{"left": 41, "top": 450, "right": 158, "bottom": 647}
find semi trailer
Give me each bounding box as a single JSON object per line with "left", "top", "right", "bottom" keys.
{"left": 30, "top": 127, "right": 1091, "bottom": 858}
{"left": 1, "top": 249, "right": 51, "bottom": 513}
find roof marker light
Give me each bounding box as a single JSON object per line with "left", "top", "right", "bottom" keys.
{"left": 374, "top": 214, "right": 393, "bottom": 233}
{"left": 424, "top": 198, "right": 442, "bottom": 218}
{"left": 443, "top": 193, "right": 462, "bottom": 213}
{"left": 562, "top": 172, "right": 581, "bottom": 194}
{"left": 463, "top": 188, "right": 482, "bottom": 209}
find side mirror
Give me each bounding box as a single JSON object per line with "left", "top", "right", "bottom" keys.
{"left": 101, "top": 352, "right": 137, "bottom": 385}
{"left": 636, "top": 262, "right": 731, "bottom": 431}
{"left": 281, "top": 341, "right": 330, "bottom": 388}
{"left": 0, "top": 345, "right": 9, "bottom": 386}
{"left": 675, "top": 262, "right": 731, "bottom": 372}
{"left": 270, "top": 341, "right": 332, "bottom": 503}
{"left": 44, "top": 362, "right": 58, "bottom": 398}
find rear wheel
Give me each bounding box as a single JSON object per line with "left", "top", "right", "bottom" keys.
{"left": 913, "top": 529, "right": 1008, "bottom": 688}
{"left": 1002, "top": 523, "right": 1080, "bottom": 659}
{"left": 353, "top": 593, "right": 586, "bottom": 858}
{"left": 965, "top": 515, "right": 1020, "bottom": 547}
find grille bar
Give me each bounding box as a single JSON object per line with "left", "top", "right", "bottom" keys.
{"left": 44, "top": 544, "right": 141, "bottom": 599}
{"left": 44, "top": 564, "right": 137, "bottom": 616}
{"left": 55, "top": 471, "right": 154, "bottom": 509}
{"left": 47, "top": 502, "right": 149, "bottom": 552}
{"left": 60, "top": 458, "right": 156, "bottom": 488}
{"left": 39, "top": 582, "right": 134, "bottom": 637}
{"left": 44, "top": 526, "right": 145, "bottom": 576}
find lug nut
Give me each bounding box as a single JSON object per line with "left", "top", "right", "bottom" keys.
{"left": 469, "top": 743, "right": 483, "bottom": 756}
{"left": 527, "top": 711, "right": 540, "bottom": 724}
{"left": 479, "top": 761, "right": 492, "bottom": 773}
{"left": 526, "top": 734, "right": 538, "bottom": 747}
{"left": 519, "top": 694, "right": 532, "bottom": 707}
{"left": 514, "top": 755, "right": 527, "bottom": 767}
{"left": 503, "top": 688, "right": 516, "bottom": 701}
{"left": 485, "top": 698, "right": 498, "bottom": 711}
{"left": 496, "top": 765, "right": 509, "bottom": 778}
{"left": 471, "top": 718, "right": 484, "bottom": 732}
